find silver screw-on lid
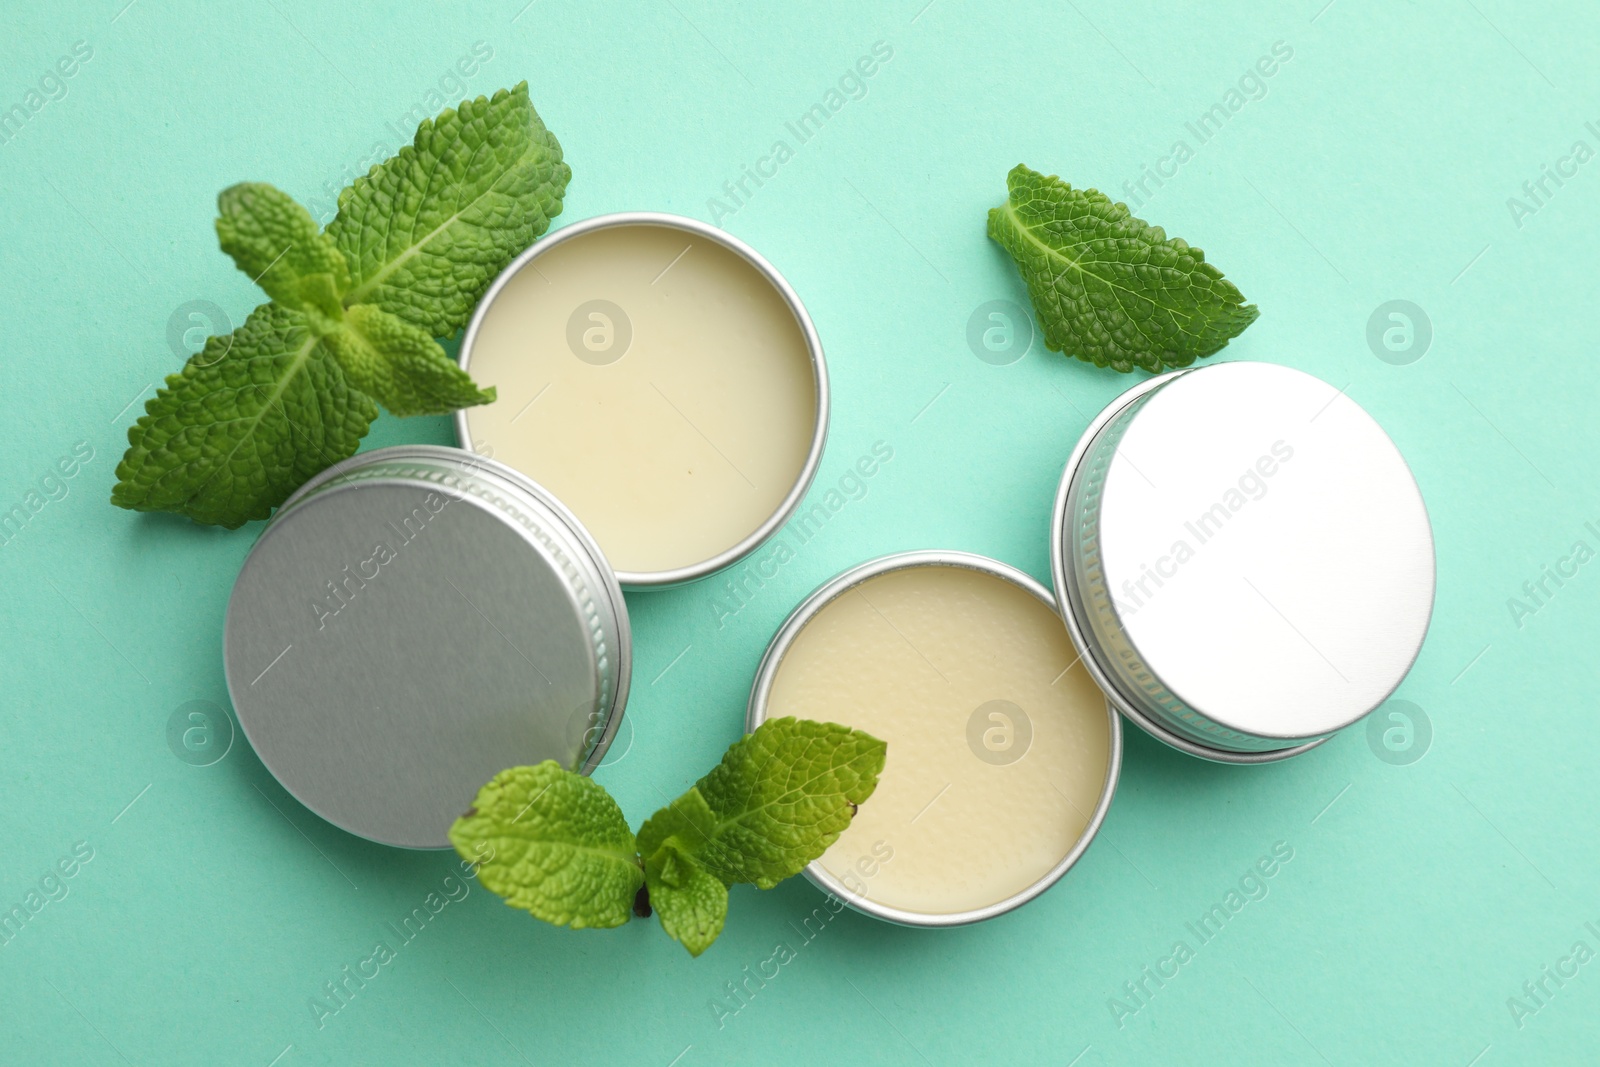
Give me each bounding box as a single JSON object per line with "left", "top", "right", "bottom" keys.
{"left": 224, "top": 445, "right": 630, "bottom": 848}
{"left": 1054, "top": 362, "right": 1435, "bottom": 760}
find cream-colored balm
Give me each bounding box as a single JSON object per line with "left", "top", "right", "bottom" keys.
{"left": 764, "top": 565, "right": 1113, "bottom": 917}
{"left": 461, "top": 223, "right": 818, "bottom": 576}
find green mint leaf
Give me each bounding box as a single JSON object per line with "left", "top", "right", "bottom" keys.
{"left": 643, "top": 844, "right": 728, "bottom": 957}
{"left": 636, "top": 785, "right": 717, "bottom": 865}
{"left": 111, "top": 302, "right": 376, "bottom": 528}
{"left": 987, "top": 163, "right": 1259, "bottom": 373}
{"left": 328, "top": 81, "right": 570, "bottom": 337}
{"left": 450, "top": 761, "right": 642, "bottom": 931}
{"left": 216, "top": 183, "right": 349, "bottom": 329}
{"left": 654, "top": 717, "right": 887, "bottom": 891}
{"left": 322, "top": 304, "right": 496, "bottom": 417}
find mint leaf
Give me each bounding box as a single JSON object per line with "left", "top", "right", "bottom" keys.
{"left": 988, "top": 163, "right": 1259, "bottom": 373}
{"left": 329, "top": 81, "right": 569, "bottom": 337}
{"left": 636, "top": 785, "right": 718, "bottom": 862}
{"left": 643, "top": 844, "right": 728, "bottom": 957}
{"left": 456, "top": 720, "right": 884, "bottom": 954}
{"left": 111, "top": 302, "right": 376, "bottom": 528}
{"left": 450, "top": 762, "right": 643, "bottom": 930}
{"left": 322, "top": 304, "right": 496, "bottom": 417}
{"left": 216, "top": 183, "right": 349, "bottom": 329}
{"left": 659, "top": 717, "right": 887, "bottom": 891}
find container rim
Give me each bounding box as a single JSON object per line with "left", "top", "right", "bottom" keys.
{"left": 454, "top": 211, "right": 831, "bottom": 590}
{"left": 1049, "top": 368, "right": 1326, "bottom": 765}
{"left": 746, "top": 549, "right": 1124, "bottom": 928}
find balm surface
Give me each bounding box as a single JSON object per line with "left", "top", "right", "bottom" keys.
{"left": 461, "top": 223, "right": 817, "bottom": 575}
{"left": 764, "top": 565, "right": 1111, "bottom": 916}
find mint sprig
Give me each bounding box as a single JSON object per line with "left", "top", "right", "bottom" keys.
{"left": 450, "top": 717, "right": 888, "bottom": 957}
{"left": 112, "top": 82, "right": 567, "bottom": 528}
{"left": 988, "top": 163, "right": 1258, "bottom": 374}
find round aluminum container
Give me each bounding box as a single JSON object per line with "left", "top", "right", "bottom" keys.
{"left": 747, "top": 551, "right": 1122, "bottom": 927}
{"left": 455, "top": 211, "right": 830, "bottom": 590}
{"left": 224, "top": 444, "right": 630, "bottom": 849}
{"left": 1052, "top": 362, "right": 1435, "bottom": 763}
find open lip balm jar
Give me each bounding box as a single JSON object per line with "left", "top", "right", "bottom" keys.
{"left": 747, "top": 552, "right": 1122, "bottom": 927}
{"left": 456, "top": 212, "right": 829, "bottom": 588}
{"left": 1053, "top": 361, "right": 1436, "bottom": 763}
{"left": 224, "top": 445, "right": 629, "bottom": 849}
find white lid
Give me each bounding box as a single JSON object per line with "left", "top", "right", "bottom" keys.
{"left": 1090, "top": 362, "right": 1435, "bottom": 743}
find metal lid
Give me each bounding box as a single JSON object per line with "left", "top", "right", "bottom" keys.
{"left": 1053, "top": 362, "right": 1435, "bottom": 761}
{"left": 224, "top": 445, "right": 630, "bottom": 849}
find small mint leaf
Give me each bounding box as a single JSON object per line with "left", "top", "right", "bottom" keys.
{"left": 450, "top": 762, "right": 642, "bottom": 931}
{"left": 329, "top": 82, "right": 569, "bottom": 337}
{"left": 111, "top": 302, "right": 375, "bottom": 528}
{"left": 644, "top": 843, "right": 727, "bottom": 957}
{"left": 321, "top": 304, "right": 495, "bottom": 417}
{"left": 216, "top": 183, "right": 349, "bottom": 329}
{"left": 987, "top": 163, "right": 1258, "bottom": 373}
{"left": 636, "top": 786, "right": 717, "bottom": 865}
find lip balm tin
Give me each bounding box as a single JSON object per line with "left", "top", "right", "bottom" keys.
{"left": 1052, "top": 361, "right": 1436, "bottom": 763}
{"left": 224, "top": 444, "right": 630, "bottom": 849}
{"left": 746, "top": 551, "right": 1122, "bottom": 926}
{"left": 455, "top": 212, "right": 830, "bottom": 589}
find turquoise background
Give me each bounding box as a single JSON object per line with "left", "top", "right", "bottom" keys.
{"left": 3, "top": 0, "right": 1597, "bottom": 1063}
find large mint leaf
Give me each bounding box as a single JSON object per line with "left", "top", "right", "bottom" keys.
{"left": 988, "top": 164, "right": 1258, "bottom": 373}
{"left": 328, "top": 81, "right": 569, "bottom": 337}
{"left": 450, "top": 762, "right": 642, "bottom": 931}
{"left": 644, "top": 844, "right": 728, "bottom": 957}
{"left": 216, "top": 183, "right": 349, "bottom": 329}
{"left": 111, "top": 302, "right": 376, "bottom": 528}
{"left": 659, "top": 717, "right": 886, "bottom": 891}
{"left": 321, "top": 304, "right": 495, "bottom": 417}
